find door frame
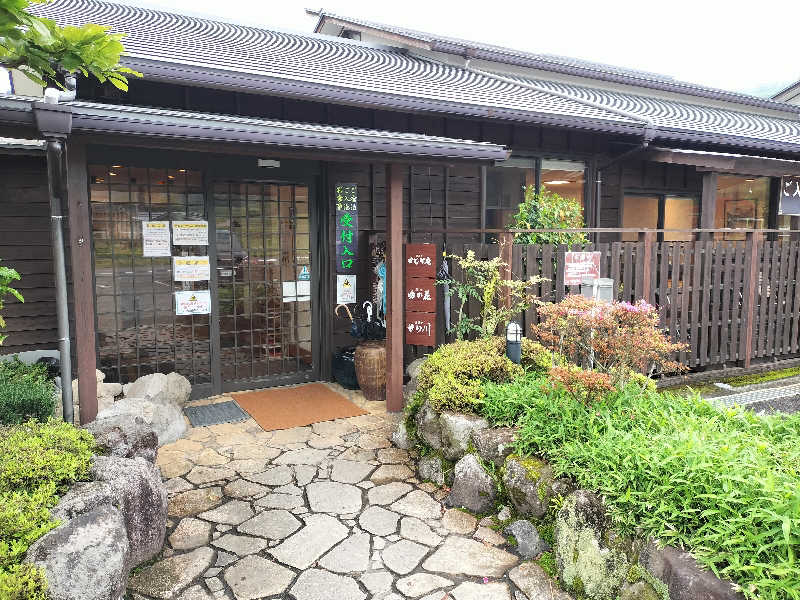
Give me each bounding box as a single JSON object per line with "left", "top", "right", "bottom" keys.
{"left": 205, "top": 174, "right": 328, "bottom": 397}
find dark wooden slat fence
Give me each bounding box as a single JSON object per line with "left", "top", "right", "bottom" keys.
{"left": 423, "top": 229, "right": 800, "bottom": 371}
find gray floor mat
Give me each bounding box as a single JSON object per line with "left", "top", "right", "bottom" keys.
{"left": 184, "top": 400, "right": 248, "bottom": 427}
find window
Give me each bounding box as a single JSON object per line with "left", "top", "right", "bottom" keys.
{"left": 715, "top": 175, "right": 772, "bottom": 239}
{"left": 484, "top": 157, "right": 587, "bottom": 229}
{"left": 621, "top": 194, "right": 699, "bottom": 241}
{"left": 541, "top": 159, "right": 586, "bottom": 213}
{"left": 485, "top": 158, "right": 535, "bottom": 229}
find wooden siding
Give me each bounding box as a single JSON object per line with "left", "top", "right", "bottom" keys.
{"left": 0, "top": 155, "right": 63, "bottom": 354}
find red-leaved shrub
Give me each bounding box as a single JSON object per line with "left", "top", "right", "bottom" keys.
{"left": 549, "top": 364, "right": 612, "bottom": 404}
{"left": 532, "top": 295, "right": 686, "bottom": 386}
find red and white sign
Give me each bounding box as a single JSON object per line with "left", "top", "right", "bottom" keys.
{"left": 405, "top": 277, "right": 436, "bottom": 312}
{"left": 564, "top": 251, "right": 601, "bottom": 286}
{"left": 405, "top": 311, "right": 435, "bottom": 346}
{"left": 404, "top": 243, "right": 437, "bottom": 346}
{"left": 404, "top": 243, "right": 437, "bottom": 278}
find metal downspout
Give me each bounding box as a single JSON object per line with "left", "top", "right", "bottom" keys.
{"left": 41, "top": 73, "right": 77, "bottom": 422}
{"left": 46, "top": 139, "right": 73, "bottom": 423}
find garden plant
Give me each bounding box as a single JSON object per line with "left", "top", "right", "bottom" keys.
{"left": 405, "top": 290, "right": 799, "bottom": 600}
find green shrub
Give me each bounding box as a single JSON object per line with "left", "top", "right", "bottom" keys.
{"left": 515, "top": 384, "right": 800, "bottom": 600}
{"left": 0, "top": 359, "right": 56, "bottom": 425}
{"left": 415, "top": 337, "right": 554, "bottom": 414}
{"left": 0, "top": 563, "right": 48, "bottom": 600}
{"left": 0, "top": 421, "right": 96, "bottom": 583}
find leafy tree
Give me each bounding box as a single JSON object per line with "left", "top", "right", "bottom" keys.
{"left": 509, "top": 186, "right": 588, "bottom": 246}
{"left": 439, "top": 248, "right": 538, "bottom": 340}
{"left": 0, "top": 263, "right": 22, "bottom": 345}
{"left": 0, "top": 0, "right": 138, "bottom": 89}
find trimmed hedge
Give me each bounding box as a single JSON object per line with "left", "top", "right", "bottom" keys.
{"left": 0, "top": 359, "right": 55, "bottom": 425}
{"left": 0, "top": 420, "right": 97, "bottom": 599}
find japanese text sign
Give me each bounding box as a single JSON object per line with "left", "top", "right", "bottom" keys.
{"left": 335, "top": 183, "right": 358, "bottom": 275}
{"left": 404, "top": 243, "right": 436, "bottom": 278}
{"left": 405, "top": 311, "right": 435, "bottom": 346}
{"left": 780, "top": 176, "right": 800, "bottom": 216}
{"left": 563, "top": 251, "right": 601, "bottom": 286}
{"left": 173, "top": 256, "right": 211, "bottom": 282}
{"left": 175, "top": 290, "right": 211, "bottom": 315}
{"left": 172, "top": 221, "right": 209, "bottom": 245}
{"left": 404, "top": 243, "right": 437, "bottom": 346}
{"left": 142, "top": 221, "right": 171, "bottom": 257}
{"left": 405, "top": 277, "right": 436, "bottom": 312}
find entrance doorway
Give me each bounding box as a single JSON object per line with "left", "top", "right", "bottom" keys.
{"left": 213, "top": 181, "right": 314, "bottom": 389}
{"left": 90, "top": 162, "right": 318, "bottom": 396}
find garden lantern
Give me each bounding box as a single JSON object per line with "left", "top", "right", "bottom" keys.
{"left": 506, "top": 322, "right": 522, "bottom": 364}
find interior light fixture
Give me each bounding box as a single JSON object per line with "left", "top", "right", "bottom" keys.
{"left": 544, "top": 180, "right": 570, "bottom": 185}
{"left": 109, "top": 172, "right": 117, "bottom": 176}
{"left": 745, "top": 178, "right": 756, "bottom": 182}
{"left": 111, "top": 165, "right": 123, "bottom": 168}
{"left": 178, "top": 169, "right": 186, "bottom": 173}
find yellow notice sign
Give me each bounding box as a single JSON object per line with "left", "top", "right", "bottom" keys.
{"left": 172, "top": 220, "right": 209, "bottom": 245}
{"left": 173, "top": 256, "right": 211, "bottom": 281}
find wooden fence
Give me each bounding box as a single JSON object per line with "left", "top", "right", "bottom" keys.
{"left": 435, "top": 229, "right": 800, "bottom": 371}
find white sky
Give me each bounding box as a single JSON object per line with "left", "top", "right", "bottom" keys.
{"left": 3, "top": 0, "right": 800, "bottom": 96}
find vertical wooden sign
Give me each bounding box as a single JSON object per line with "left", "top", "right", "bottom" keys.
{"left": 404, "top": 243, "right": 437, "bottom": 345}
{"left": 335, "top": 183, "right": 358, "bottom": 275}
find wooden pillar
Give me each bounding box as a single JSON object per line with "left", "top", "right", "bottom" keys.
{"left": 700, "top": 172, "right": 718, "bottom": 241}
{"left": 499, "top": 231, "right": 513, "bottom": 311}
{"left": 386, "top": 163, "right": 404, "bottom": 412}
{"left": 638, "top": 230, "right": 657, "bottom": 303}
{"left": 66, "top": 140, "right": 98, "bottom": 423}
{"left": 739, "top": 230, "right": 761, "bottom": 368}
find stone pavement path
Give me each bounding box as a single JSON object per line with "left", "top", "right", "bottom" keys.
{"left": 129, "top": 393, "right": 529, "bottom": 600}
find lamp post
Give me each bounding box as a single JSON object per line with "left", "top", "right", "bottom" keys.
{"left": 506, "top": 322, "right": 522, "bottom": 364}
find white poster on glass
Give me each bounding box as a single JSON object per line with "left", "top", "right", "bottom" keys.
{"left": 172, "top": 221, "right": 209, "bottom": 245}
{"left": 173, "top": 256, "right": 211, "bottom": 281}
{"left": 175, "top": 290, "right": 211, "bottom": 315}
{"left": 142, "top": 221, "right": 171, "bottom": 257}
{"left": 337, "top": 274, "right": 356, "bottom": 304}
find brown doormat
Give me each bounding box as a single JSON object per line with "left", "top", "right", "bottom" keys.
{"left": 233, "top": 383, "right": 368, "bottom": 431}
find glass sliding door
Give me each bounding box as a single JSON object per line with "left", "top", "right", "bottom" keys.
{"left": 214, "top": 181, "right": 313, "bottom": 385}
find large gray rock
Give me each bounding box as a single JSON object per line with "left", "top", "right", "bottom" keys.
{"left": 50, "top": 481, "right": 121, "bottom": 523}
{"left": 502, "top": 456, "right": 555, "bottom": 518}
{"left": 85, "top": 414, "right": 159, "bottom": 463}
{"left": 439, "top": 412, "right": 489, "bottom": 461}
{"left": 417, "top": 454, "right": 448, "bottom": 487}
{"left": 95, "top": 397, "right": 187, "bottom": 447}
{"left": 504, "top": 520, "right": 551, "bottom": 559}
{"left": 128, "top": 547, "right": 216, "bottom": 599}
{"left": 446, "top": 454, "right": 496, "bottom": 513}
{"left": 91, "top": 455, "right": 168, "bottom": 568}
{"left": 391, "top": 421, "right": 412, "bottom": 450}
{"left": 414, "top": 402, "right": 443, "bottom": 450}
{"left": 509, "top": 563, "right": 573, "bottom": 600}
{"left": 639, "top": 541, "right": 744, "bottom": 600}
{"left": 554, "top": 490, "right": 628, "bottom": 600}
{"left": 125, "top": 372, "right": 192, "bottom": 407}
{"left": 26, "top": 504, "right": 130, "bottom": 600}
{"left": 473, "top": 427, "right": 518, "bottom": 467}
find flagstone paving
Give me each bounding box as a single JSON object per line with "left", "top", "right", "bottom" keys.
{"left": 131, "top": 387, "right": 535, "bottom": 600}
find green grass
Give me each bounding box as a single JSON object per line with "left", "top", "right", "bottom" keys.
{"left": 724, "top": 365, "right": 800, "bottom": 387}
{"left": 511, "top": 382, "right": 800, "bottom": 600}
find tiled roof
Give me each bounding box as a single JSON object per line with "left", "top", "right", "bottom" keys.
{"left": 517, "top": 77, "right": 800, "bottom": 152}
{"left": 27, "top": 0, "right": 800, "bottom": 154}
{"left": 311, "top": 9, "right": 799, "bottom": 114}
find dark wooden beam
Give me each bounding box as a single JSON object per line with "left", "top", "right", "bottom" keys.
{"left": 386, "top": 163, "right": 404, "bottom": 412}
{"left": 700, "top": 172, "right": 718, "bottom": 241}
{"left": 644, "top": 147, "right": 800, "bottom": 177}
{"left": 65, "top": 140, "right": 98, "bottom": 423}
